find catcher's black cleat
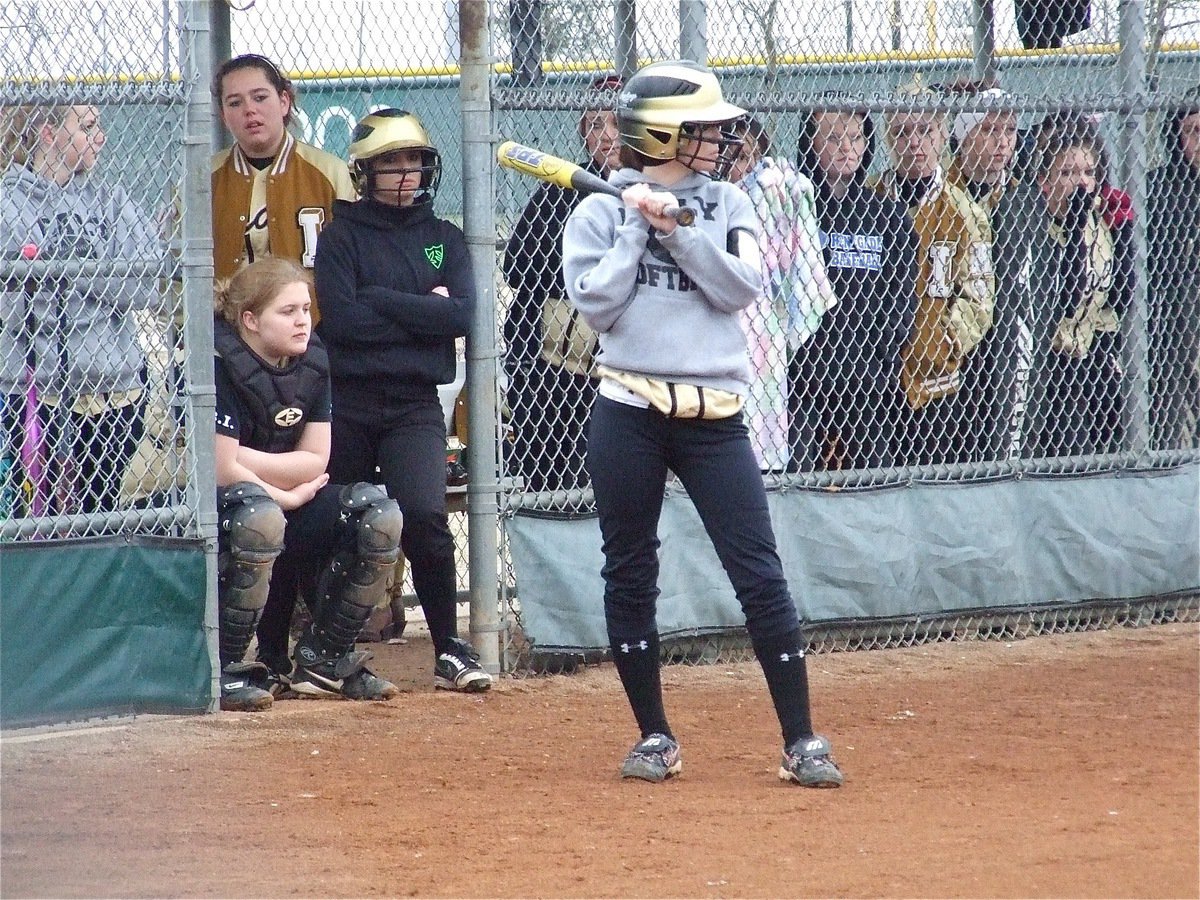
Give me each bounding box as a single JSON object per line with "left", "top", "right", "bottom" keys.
{"left": 291, "top": 646, "right": 398, "bottom": 700}
{"left": 219, "top": 661, "right": 274, "bottom": 712}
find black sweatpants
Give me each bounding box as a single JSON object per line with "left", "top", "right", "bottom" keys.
{"left": 587, "top": 395, "right": 814, "bottom": 745}
{"left": 587, "top": 395, "right": 799, "bottom": 643}
{"left": 326, "top": 385, "right": 459, "bottom": 657}
{"left": 251, "top": 482, "right": 349, "bottom": 673}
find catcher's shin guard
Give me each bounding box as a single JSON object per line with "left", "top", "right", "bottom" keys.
{"left": 217, "top": 482, "right": 286, "bottom": 667}
{"left": 308, "top": 483, "right": 403, "bottom": 658}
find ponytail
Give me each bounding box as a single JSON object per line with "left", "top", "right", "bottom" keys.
{"left": 0, "top": 105, "right": 67, "bottom": 170}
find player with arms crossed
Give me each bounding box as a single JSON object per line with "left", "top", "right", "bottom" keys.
{"left": 562, "top": 60, "right": 843, "bottom": 787}
{"left": 315, "top": 109, "right": 492, "bottom": 693}
{"left": 213, "top": 258, "right": 402, "bottom": 710}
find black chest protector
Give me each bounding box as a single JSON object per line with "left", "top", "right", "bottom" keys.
{"left": 214, "top": 318, "right": 330, "bottom": 454}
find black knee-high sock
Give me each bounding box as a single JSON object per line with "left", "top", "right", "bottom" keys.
{"left": 610, "top": 632, "right": 672, "bottom": 740}
{"left": 752, "top": 628, "right": 814, "bottom": 748}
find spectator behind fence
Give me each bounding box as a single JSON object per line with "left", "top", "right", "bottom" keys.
{"left": 1, "top": 104, "right": 159, "bottom": 519}
{"left": 943, "top": 85, "right": 1045, "bottom": 461}
{"left": 212, "top": 257, "right": 401, "bottom": 710}
{"left": 501, "top": 76, "right": 622, "bottom": 492}
{"left": 563, "top": 60, "right": 843, "bottom": 788}
{"left": 1148, "top": 87, "right": 1200, "bottom": 449}
{"left": 794, "top": 101, "right": 917, "bottom": 471}
{"left": 210, "top": 53, "right": 355, "bottom": 323}
{"left": 314, "top": 109, "right": 492, "bottom": 693}
{"left": 1022, "top": 120, "right": 1131, "bottom": 458}
{"left": 728, "top": 116, "right": 839, "bottom": 472}
{"left": 871, "top": 77, "right": 996, "bottom": 467}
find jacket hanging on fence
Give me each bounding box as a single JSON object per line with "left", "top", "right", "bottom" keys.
{"left": 1015, "top": 0, "right": 1092, "bottom": 50}
{"left": 736, "top": 156, "right": 838, "bottom": 470}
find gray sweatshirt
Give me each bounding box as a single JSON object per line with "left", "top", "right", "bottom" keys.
{"left": 562, "top": 167, "right": 763, "bottom": 394}
{"left": 1, "top": 164, "right": 161, "bottom": 397}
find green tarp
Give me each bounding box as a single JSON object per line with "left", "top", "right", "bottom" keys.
{"left": 510, "top": 464, "right": 1200, "bottom": 651}
{"left": 0, "top": 536, "right": 210, "bottom": 727}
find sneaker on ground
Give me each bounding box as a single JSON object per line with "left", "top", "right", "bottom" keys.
{"left": 620, "top": 733, "right": 682, "bottom": 782}
{"left": 220, "top": 661, "right": 274, "bottom": 712}
{"left": 779, "top": 734, "right": 844, "bottom": 788}
{"left": 292, "top": 648, "right": 398, "bottom": 700}
{"left": 254, "top": 654, "right": 295, "bottom": 698}
{"left": 434, "top": 637, "right": 493, "bottom": 692}
{"left": 341, "top": 666, "right": 400, "bottom": 700}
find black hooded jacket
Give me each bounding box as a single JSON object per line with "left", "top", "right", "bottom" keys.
{"left": 792, "top": 111, "right": 918, "bottom": 469}
{"left": 1149, "top": 91, "right": 1200, "bottom": 294}
{"left": 1147, "top": 89, "right": 1200, "bottom": 447}
{"left": 502, "top": 159, "right": 606, "bottom": 373}
{"left": 314, "top": 198, "right": 474, "bottom": 398}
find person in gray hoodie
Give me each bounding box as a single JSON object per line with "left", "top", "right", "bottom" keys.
{"left": 1, "top": 104, "right": 160, "bottom": 518}
{"left": 563, "top": 60, "right": 842, "bottom": 789}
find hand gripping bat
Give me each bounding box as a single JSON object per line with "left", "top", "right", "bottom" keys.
{"left": 496, "top": 140, "right": 696, "bottom": 226}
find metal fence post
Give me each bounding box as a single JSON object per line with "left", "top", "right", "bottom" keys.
{"left": 1117, "top": 0, "right": 1151, "bottom": 454}
{"left": 509, "top": 0, "right": 544, "bottom": 87}
{"left": 208, "top": 0, "right": 231, "bottom": 150}
{"left": 972, "top": 0, "right": 996, "bottom": 85}
{"left": 180, "top": 0, "right": 219, "bottom": 710}
{"left": 680, "top": 0, "right": 707, "bottom": 64}
{"left": 460, "top": 0, "right": 501, "bottom": 674}
{"left": 616, "top": 0, "right": 638, "bottom": 79}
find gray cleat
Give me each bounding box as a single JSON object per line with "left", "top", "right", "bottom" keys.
{"left": 779, "top": 734, "right": 844, "bottom": 788}
{"left": 620, "top": 733, "right": 682, "bottom": 782}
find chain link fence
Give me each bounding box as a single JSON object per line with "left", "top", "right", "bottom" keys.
{"left": 492, "top": 0, "right": 1199, "bottom": 669}
{"left": 1, "top": 2, "right": 195, "bottom": 540}
{"left": 2, "top": 2, "right": 1195, "bottom": 686}
{"left": 212, "top": 1, "right": 478, "bottom": 626}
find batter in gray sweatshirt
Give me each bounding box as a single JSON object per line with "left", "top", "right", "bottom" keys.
{"left": 562, "top": 167, "right": 763, "bottom": 396}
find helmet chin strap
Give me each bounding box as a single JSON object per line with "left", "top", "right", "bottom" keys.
{"left": 676, "top": 122, "right": 741, "bottom": 180}
{"left": 677, "top": 139, "right": 723, "bottom": 179}
{"left": 366, "top": 167, "right": 423, "bottom": 206}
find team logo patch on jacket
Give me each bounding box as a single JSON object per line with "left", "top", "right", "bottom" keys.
{"left": 820, "top": 230, "right": 883, "bottom": 271}
{"left": 274, "top": 407, "right": 304, "bottom": 427}
{"left": 424, "top": 243, "right": 444, "bottom": 268}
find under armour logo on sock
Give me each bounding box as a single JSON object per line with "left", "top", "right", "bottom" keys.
{"left": 619, "top": 640, "right": 650, "bottom": 653}
{"left": 779, "top": 649, "right": 806, "bottom": 662}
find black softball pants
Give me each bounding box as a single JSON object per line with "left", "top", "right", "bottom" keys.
{"left": 587, "top": 395, "right": 800, "bottom": 643}
{"left": 253, "top": 483, "right": 352, "bottom": 673}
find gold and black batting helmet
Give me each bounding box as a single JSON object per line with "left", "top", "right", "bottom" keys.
{"left": 616, "top": 60, "right": 747, "bottom": 161}
{"left": 348, "top": 108, "right": 442, "bottom": 202}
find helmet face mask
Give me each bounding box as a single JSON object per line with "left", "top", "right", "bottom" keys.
{"left": 617, "top": 60, "right": 746, "bottom": 169}
{"left": 677, "top": 120, "right": 747, "bottom": 180}
{"left": 348, "top": 108, "right": 442, "bottom": 204}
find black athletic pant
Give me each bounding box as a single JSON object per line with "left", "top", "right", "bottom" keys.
{"left": 588, "top": 396, "right": 799, "bottom": 641}
{"left": 588, "top": 396, "right": 814, "bottom": 746}
{"left": 2, "top": 395, "right": 144, "bottom": 517}
{"left": 326, "top": 385, "right": 459, "bottom": 657}
{"left": 254, "top": 483, "right": 348, "bottom": 674}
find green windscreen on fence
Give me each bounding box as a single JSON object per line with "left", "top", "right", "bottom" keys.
{"left": 0, "top": 537, "right": 209, "bottom": 727}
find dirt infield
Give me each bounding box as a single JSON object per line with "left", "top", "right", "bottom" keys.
{"left": 1, "top": 622, "right": 1197, "bottom": 899}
